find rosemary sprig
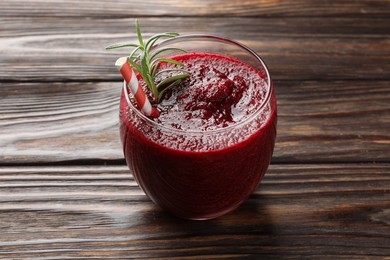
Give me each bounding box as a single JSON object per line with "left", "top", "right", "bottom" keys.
{"left": 106, "top": 20, "right": 189, "bottom": 103}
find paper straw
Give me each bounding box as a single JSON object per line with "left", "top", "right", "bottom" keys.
{"left": 115, "top": 57, "right": 159, "bottom": 118}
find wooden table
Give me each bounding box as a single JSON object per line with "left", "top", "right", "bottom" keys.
{"left": 1, "top": 1, "right": 389, "bottom": 259}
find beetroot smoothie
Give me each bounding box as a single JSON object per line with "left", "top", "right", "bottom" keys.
{"left": 119, "top": 37, "right": 276, "bottom": 219}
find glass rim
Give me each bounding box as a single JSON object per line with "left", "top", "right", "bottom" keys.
{"left": 123, "top": 34, "right": 273, "bottom": 134}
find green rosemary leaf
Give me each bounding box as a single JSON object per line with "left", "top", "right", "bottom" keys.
{"left": 145, "top": 33, "right": 179, "bottom": 52}
{"left": 105, "top": 42, "right": 139, "bottom": 50}
{"left": 153, "top": 68, "right": 189, "bottom": 78}
{"left": 156, "top": 73, "right": 189, "bottom": 90}
{"left": 145, "top": 37, "right": 160, "bottom": 54}
{"left": 127, "top": 58, "right": 142, "bottom": 73}
{"left": 106, "top": 20, "right": 188, "bottom": 103}
{"left": 150, "top": 62, "right": 159, "bottom": 78}
{"left": 150, "top": 47, "right": 187, "bottom": 61}
{"left": 135, "top": 19, "right": 144, "bottom": 47}
{"left": 158, "top": 79, "right": 182, "bottom": 102}
{"left": 146, "top": 74, "right": 158, "bottom": 99}
{"left": 129, "top": 46, "right": 142, "bottom": 60}
{"left": 151, "top": 58, "right": 184, "bottom": 69}
{"left": 140, "top": 53, "right": 149, "bottom": 78}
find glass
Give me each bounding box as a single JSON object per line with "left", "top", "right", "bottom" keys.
{"left": 119, "top": 35, "right": 277, "bottom": 220}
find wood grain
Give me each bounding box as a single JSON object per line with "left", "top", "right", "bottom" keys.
{"left": 1, "top": 0, "right": 389, "bottom": 18}
{"left": 3, "top": 17, "right": 389, "bottom": 38}
{"left": 275, "top": 80, "right": 390, "bottom": 163}
{"left": 0, "top": 164, "right": 388, "bottom": 259}
{"left": 0, "top": 80, "right": 389, "bottom": 164}
{"left": 1, "top": 0, "right": 389, "bottom": 259}
{"left": 0, "top": 17, "right": 389, "bottom": 82}
{"left": 0, "top": 82, "right": 122, "bottom": 164}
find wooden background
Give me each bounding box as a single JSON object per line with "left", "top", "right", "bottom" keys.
{"left": 0, "top": 0, "right": 389, "bottom": 259}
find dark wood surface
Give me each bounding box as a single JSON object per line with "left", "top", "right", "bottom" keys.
{"left": 1, "top": 1, "right": 389, "bottom": 259}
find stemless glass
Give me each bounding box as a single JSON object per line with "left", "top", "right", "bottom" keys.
{"left": 119, "top": 35, "right": 277, "bottom": 220}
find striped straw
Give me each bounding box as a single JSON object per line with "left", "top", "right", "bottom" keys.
{"left": 115, "top": 57, "right": 159, "bottom": 118}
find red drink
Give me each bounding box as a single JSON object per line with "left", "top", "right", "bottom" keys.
{"left": 119, "top": 36, "right": 276, "bottom": 219}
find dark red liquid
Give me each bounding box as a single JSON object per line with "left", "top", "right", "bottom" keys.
{"left": 119, "top": 53, "right": 277, "bottom": 219}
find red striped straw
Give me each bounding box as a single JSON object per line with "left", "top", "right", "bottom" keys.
{"left": 115, "top": 57, "right": 159, "bottom": 118}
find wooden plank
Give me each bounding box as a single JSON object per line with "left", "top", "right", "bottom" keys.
{"left": 0, "top": 82, "right": 122, "bottom": 164}
{"left": 0, "top": 164, "right": 389, "bottom": 258}
{"left": 2, "top": 17, "right": 389, "bottom": 38}
{"left": 0, "top": 17, "right": 389, "bottom": 82}
{"left": 0, "top": 0, "right": 389, "bottom": 18}
{"left": 275, "top": 80, "right": 390, "bottom": 163}
{"left": 0, "top": 80, "right": 388, "bottom": 164}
